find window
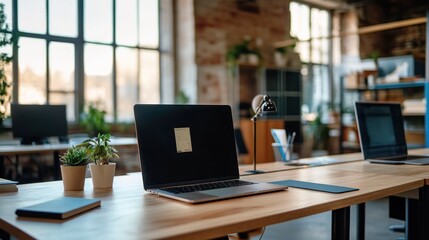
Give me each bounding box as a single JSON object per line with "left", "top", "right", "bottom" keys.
{"left": 290, "top": 1, "right": 331, "bottom": 115}
{"left": 0, "top": 0, "right": 160, "bottom": 122}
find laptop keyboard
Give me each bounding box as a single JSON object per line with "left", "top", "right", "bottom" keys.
{"left": 162, "top": 180, "right": 255, "bottom": 194}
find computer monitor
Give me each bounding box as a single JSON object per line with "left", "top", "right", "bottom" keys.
{"left": 11, "top": 104, "right": 69, "bottom": 145}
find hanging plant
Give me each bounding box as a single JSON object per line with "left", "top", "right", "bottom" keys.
{"left": 0, "top": 3, "right": 13, "bottom": 124}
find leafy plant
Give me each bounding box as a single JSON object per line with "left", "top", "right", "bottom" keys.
{"left": 226, "top": 38, "right": 261, "bottom": 65}
{"left": 80, "top": 102, "right": 110, "bottom": 137}
{"left": 78, "top": 133, "right": 119, "bottom": 165}
{"left": 60, "top": 146, "right": 89, "bottom": 166}
{"left": 175, "top": 90, "right": 189, "bottom": 104}
{"left": 0, "top": 3, "right": 13, "bottom": 123}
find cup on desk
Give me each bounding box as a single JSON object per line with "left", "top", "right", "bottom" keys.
{"left": 272, "top": 143, "right": 293, "bottom": 162}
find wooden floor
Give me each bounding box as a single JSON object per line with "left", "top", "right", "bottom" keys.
{"left": 249, "top": 198, "right": 403, "bottom": 240}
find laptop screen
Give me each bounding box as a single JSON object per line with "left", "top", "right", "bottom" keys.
{"left": 134, "top": 104, "right": 240, "bottom": 189}
{"left": 355, "top": 102, "right": 408, "bottom": 159}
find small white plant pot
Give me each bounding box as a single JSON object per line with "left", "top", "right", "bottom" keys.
{"left": 89, "top": 163, "right": 116, "bottom": 189}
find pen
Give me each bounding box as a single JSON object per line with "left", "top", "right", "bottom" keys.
{"left": 290, "top": 132, "right": 296, "bottom": 144}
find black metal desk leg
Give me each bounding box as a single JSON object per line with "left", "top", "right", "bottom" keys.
{"left": 0, "top": 228, "right": 11, "bottom": 240}
{"left": 0, "top": 155, "right": 4, "bottom": 178}
{"left": 419, "top": 185, "right": 429, "bottom": 240}
{"left": 406, "top": 198, "right": 419, "bottom": 240}
{"left": 357, "top": 203, "right": 365, "bottom": 240}
{"left": 332, "top": 206, "right": 350, "bottom": 240}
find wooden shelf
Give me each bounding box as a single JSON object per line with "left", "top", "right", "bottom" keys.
{"left": 370, "top": 80, "right": 427, "bottom": 90}
{"left": 274, "top": 17, "right": 427, "bottom": 48}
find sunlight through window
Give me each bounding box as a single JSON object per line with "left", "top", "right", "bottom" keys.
{"left": 10, "top": 0, "right": 160, "bottom": 122}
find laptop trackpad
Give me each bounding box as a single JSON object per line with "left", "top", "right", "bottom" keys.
{"left": 200, "top": 186, "right": 257, "bottom": 197}
{"left": 202, "top": 183, "right": 285, "bottom": 197}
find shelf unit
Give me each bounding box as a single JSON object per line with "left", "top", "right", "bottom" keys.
{"left": 338, "top": 10, "right": 429, "bottom": 153}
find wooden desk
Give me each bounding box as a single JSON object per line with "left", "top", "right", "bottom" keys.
{"left": 317, "top": 148, "right": 429, "bottom": 240}
{"left": 238, "top": 150, "right": 429, "bottom": 240}
{"left": 0, "top": 168, "right": 422, "bottom": 240}
{"left": 0, "top": 137, "right": 137, "bottom": 180}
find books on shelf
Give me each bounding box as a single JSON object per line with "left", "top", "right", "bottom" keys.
{"left": 0, "top": 178, "right": 18, "bottom": 193}
{"left": 403, "top": 99, "right": 426, "bottom": 114}
{"left": 15, "top": 197, "right": 101, "bottom": 220}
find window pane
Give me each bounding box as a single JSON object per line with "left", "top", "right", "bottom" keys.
{"left": 18, "top": 0, "right": 46, "bottom": 34}
{"left": 116, "top": 47, "right": 138, "bottom": 122}
{"left": 290, "top": 2, "right": 309, "bottom": 41}
{"left": 84, "top": 0, "right": 112, "bottom": 43}
{"left": 116, "top": 0, "right": 138, "bottom": 46}
{"left": 290, "top": 2, "right": 310, "bottom": 63}
{"left": 312, "top": 65, "right": 329, "bottom": 105}
{"left": 50, "top": 93, "right": 75, "bottom": 121}
{"left": 49, "top": 42, "right": 75, "bottom": 92}
{"left": 49, "top": 0, "right": 77, "bottom": 37}
{"left": 139, "top": 50, "right": 159, "bottom": 103}
{"left": 0, "top": 0, "right": 12, "bottom": 30}
{"left": 84, "top": 44, "right": 113, "bottom": 120}
{"left": 311, "top": 8, "right": 329, "bottom": 64}
{"left": 139, "top": 0, "right": 159, "bottom": 48}
{"left": 296, "top": 42, "right": 310, "bottom": 63}
{"left": 18, "top": 38, "right": 46, "bottom": 104}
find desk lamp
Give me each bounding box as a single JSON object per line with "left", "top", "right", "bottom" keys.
{"left": 246, "top": 94, "right": 277, "bottom": 174}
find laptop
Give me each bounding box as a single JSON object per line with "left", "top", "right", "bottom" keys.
{"left": 133, "top": 104, "right": 287, "bottom": 203}
{"left": 354, "top": 101, "right": 429, "bottom": 165}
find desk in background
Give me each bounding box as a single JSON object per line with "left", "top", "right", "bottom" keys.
{"left": 0, "top": 167, "right": 422, "bottom": 240}
{"left": 0, "top": 137, "right": 138, "bottom": 181}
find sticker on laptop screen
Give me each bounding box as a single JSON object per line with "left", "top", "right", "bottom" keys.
{"left": 174, "top": 127, "right": 192, "bottom": 153}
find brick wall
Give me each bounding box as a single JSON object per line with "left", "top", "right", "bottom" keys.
{"left": 355, "top": 0, "right": 429, "bottom": 59}
{"left": 193, "top": 0, "right": 291, "bottom": 104}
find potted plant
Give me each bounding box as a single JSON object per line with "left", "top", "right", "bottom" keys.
{"left": 226, "top": 37, "right": 261, "bottom": 66}
{"left": 80, "top": 101, "right": 110, "bottom": 137}
{"left": 0, "top": 3, "right": 13, "bottom": 127}
{"left": 60, "top": 146, "right": 89, "bottom": 191}
{"left": 78, "top": 133, "right": 119, "bottom": 189}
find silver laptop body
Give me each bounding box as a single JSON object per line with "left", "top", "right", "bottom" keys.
{"left": 133, "top": 104, "right": 287, "bottom": 203}
{"left": 354, "top": 101, "right": 429, "bottom": 165}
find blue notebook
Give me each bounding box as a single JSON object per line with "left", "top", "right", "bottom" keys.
{"left": 271, "top": 180, "right": 358, "bottom": 194}
{"left": 15, "top": 197, "right": 101, "bottom": 219}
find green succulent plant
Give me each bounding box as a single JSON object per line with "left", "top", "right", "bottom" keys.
{"left": 60, "top": 146, "right": 89, "bottom": 166}
{"left": 78, "top": 133, "right": 119, "bottom": 165}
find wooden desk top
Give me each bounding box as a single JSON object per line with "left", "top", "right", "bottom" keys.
{"left": 239, "top": 152, "right": 363, "bottom": 174}
{"left": 323, "top": 148, "right": 429, "bottom": 185}
{"left": 0, "top": 168, "right": 422, "bottom": 240}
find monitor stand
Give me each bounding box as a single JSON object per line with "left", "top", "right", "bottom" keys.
{"left": 20, "top": 137, "right": 50, "bottom": 145}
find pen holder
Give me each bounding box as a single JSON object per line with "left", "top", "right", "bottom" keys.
{"left": 272, "top": 143, "right": 293, "bottom": 162}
